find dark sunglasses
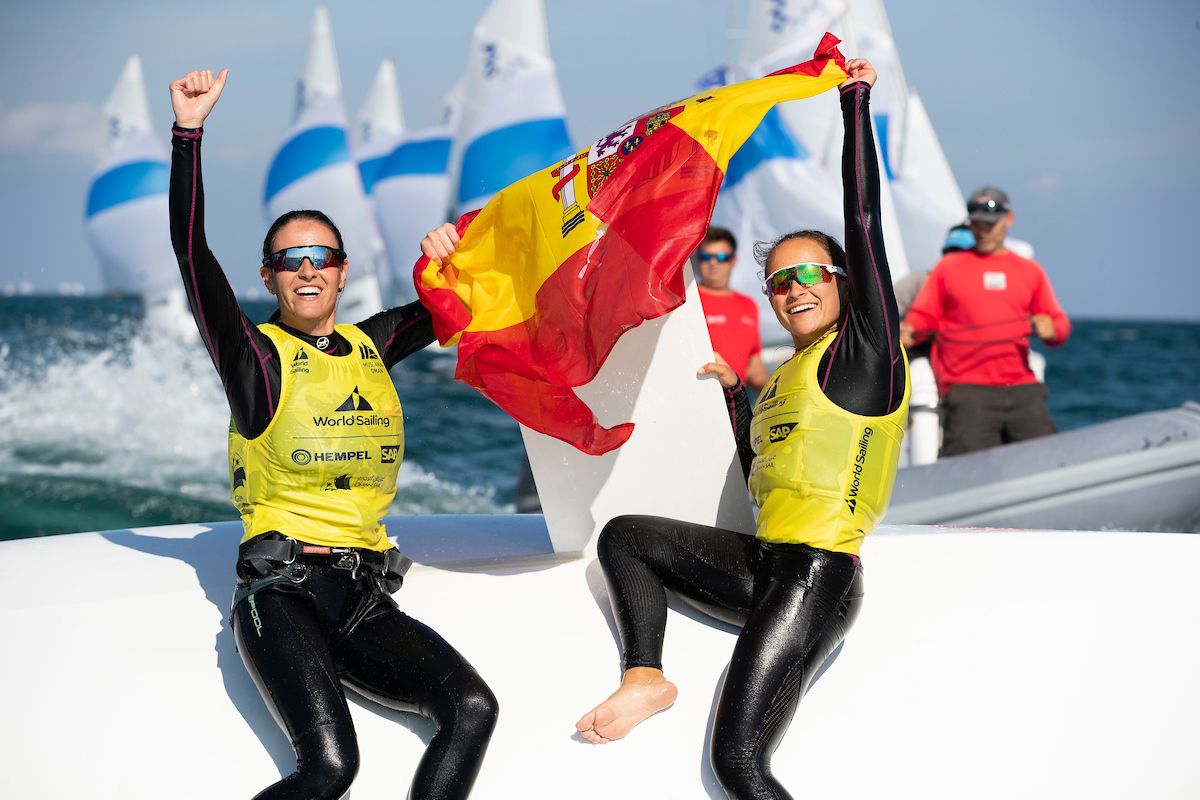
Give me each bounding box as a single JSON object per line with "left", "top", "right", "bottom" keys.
{"left": 762, "top": 263, "right": 845, "bottom": 296}
{"left": 967, "top": 199, "right": 1009, "bottom": 216}
{"left": 262, "top": 245, "right": 347, "bottom": 272}
{"left": 696, "top": 251, "right": 733, "bottom": 263}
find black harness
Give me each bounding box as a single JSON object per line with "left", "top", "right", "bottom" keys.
{"left": 231, "top": 535, "right": 413, "bottom": 614}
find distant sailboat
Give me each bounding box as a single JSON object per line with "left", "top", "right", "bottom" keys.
{"left": 355, "top": 59, "right": 406, "bottom": 197}
{"left": 450, "top": 0, "right": 573, "bottom": 215}
{"left": 85, "top": 55, "right": 195, "bottom": 340}
{"left": 844, "top": 0, "right": 964, "bottom": 270}
{"left": 372, "top": 107, "right": 456, "bottom": 303}
{"left": 263, "top": 5, "right": 385, "bottom": 321}
{"left": 354, "top": 59, "right": 407, "bottom": 302}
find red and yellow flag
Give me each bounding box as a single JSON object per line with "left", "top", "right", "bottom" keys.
{"left": 415, "top": 34, "right": 848, "bottom": 455}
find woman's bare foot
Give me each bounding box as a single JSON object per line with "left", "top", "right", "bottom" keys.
{"left": 575, "top": 667, "right": 678, "bottom": 744}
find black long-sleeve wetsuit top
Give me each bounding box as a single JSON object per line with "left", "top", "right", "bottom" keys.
{"left": 726, "top": 82, "right": 906, "bottom": 480}
{"left": 169, "top": 126, "right": 435, "bottom": 440}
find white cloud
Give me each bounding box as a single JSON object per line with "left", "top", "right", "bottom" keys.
{"left": 0, "top": 101, "right": 102, "bottom": 157}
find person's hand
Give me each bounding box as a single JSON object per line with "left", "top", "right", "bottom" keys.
{"left": 421, "top": 223, "right": 460, "bottom": 266}
{"left": 899, "top": 321, "right": 916, "bottom": 349}
{"left": 698, "top": 353, "right": 739, "bottom": 389}
{"left": 841, "top": 58, "right": 877, "bottom": 88}
{"left": 1031, "top": 314, "right": 1055, "bottom": 341}
{"left": 170, "top": 69, "right": 228, "bottom": 129}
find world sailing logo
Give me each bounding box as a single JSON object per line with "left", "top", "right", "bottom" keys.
{"left": 844, "top": 427, "right": 874, "bottom": 514}
{"left": 312, "top": 387, "right": 391, "bottom": 428}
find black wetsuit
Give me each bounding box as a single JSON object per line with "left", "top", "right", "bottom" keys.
{"left": 170, "top": 125, "right": 497, "bottom": 800}
{"left": 598, "top": 82, "right": 902, "bottom": 800}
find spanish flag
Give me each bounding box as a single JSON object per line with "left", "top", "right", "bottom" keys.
{"left": 416, "top": 34, "right": 848, "bottom": 455}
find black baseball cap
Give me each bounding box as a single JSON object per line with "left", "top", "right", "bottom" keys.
{"left": 966, "top": 186, "right": 1011, "bottom": 223}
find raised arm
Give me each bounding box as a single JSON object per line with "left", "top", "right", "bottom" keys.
{"left": 169, "top": 69, "right": 280, "bottom": 439}
{"left": 817, "top": 60, "right": 907, "bottom": 417}
{"left": 838, "top": 61, "right": 900, "bottom": 351}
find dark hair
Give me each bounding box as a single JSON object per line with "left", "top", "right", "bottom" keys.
{"left": 262, "top": 210, "right": 345, "bottom": 262}
{"left": 753, "top": 230, "right": 849, "bottom": 305}
{"left": 702, "top": 226, "right": 737, "bottom": 253}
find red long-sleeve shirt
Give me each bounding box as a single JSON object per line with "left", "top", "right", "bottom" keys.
{"left": 904, "top": 249, "right": 1070, "bottom": 394}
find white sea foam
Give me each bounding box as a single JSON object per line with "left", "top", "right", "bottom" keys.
{"left": 0, "top": 318, "right": 508, "bottom": 523}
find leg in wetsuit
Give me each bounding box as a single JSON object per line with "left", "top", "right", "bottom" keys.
{"left": 598, "top": 515, "right": 863, "bottom": 800}
{"left": 232, "top": 560, "right": 498, "bottom": 800}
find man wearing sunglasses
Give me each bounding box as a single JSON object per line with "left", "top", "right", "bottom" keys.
{"left": 900, "top": 186, "right": 1071, "bottom": 456}
{"left": 694, "top": 227, "right": 769, "bottom": 391}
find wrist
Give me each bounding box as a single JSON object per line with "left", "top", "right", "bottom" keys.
{"left": 173, "top": 119, "right": 204, "bottom": 131}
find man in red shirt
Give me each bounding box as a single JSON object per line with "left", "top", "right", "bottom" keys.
{"left": 900, "top": 187, "right": 1070, "bottom": 456}
{"left": 695, "top": 227, "right": 768, "bottom": 390}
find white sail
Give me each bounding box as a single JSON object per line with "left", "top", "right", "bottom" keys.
{"left": 889, "top": 89, "right": 967, "bottom": 269}
{"left": 86, "top": 56, "right": 197, "bottom": 340}
{"left": 450, "top": 0, "right": 573, "bottom": 214}
{"left": 724, "top": 0, "right": 909, "bottom": 299}
{"left": 355, "top": 58, "right": 406, "bottom": 195}
{"left": 372, "top": 84, "right": 460, "bottom": 304}
{"left": 739, "top": 0, "right": 847, "bottom": 169}
{"left": 263, "top": 5, "right": 385, "bottom": 321}
{"left": 844, "top": 0, "right": 965, "bottom": 270}
{"left": 354, "top": 59, "right": 407, "bottom": 302}
{"left": 85, "top": 56, "right": 175, "bottom": 297}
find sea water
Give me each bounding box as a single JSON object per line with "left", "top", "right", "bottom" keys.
{"left": 1, "top": 296, "right": 1197, "bottom": 538}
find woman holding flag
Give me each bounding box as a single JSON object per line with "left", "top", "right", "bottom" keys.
{"left": 168, "top": 69, "right": 497, "bottom": 800}
{"left": 571, "top": 57, "right": 911, "bottom": 798}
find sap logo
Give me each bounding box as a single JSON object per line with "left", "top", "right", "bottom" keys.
{"left": 768, "top": 423, "right": 797, "bottom": 443}
{"left": 380, "top": 445, "right": 400, "bottom": 464}
{"left": 358, "top": 344, "right": 380, "bottom": 361}
{"left": 323, "top": 475, "right": 352, "bottom": 491}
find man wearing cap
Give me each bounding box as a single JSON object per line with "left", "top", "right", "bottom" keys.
{"left": 695, "top": 226, "right": 769, "bottom": 391}
{"left": 899, "top": 187, "right": 1071, "bottom": 456}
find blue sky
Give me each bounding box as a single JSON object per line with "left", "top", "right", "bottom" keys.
{"left": 1, "top": 0, "right": 1198, "bottom": 320}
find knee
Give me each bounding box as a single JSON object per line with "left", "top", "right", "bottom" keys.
{"left": 294, "top": 723, "right": 360, "bottom": 798}
{"left": 597, "top": 515, "right": 644, "bottom": 563}
{"left": 448, "top": 673, "right": 500, "bottom": 740}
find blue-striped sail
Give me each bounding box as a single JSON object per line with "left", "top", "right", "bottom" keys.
{"left": 262, "top": 5, "right": 384, "bottom": 320}
{"left": 85, "top": 56, "right": 196, "bottom": 339}
{"left": 373, "top": 125, "right": 453, "bottom": 304}
{"left": 732, "top": 0, "right": 912, "bottom": 280}
{"left": 450, "top": 0, "right": 573, "bottom": 214}
{"left": 85, "top": 56, "right": 175, "bottom": 298}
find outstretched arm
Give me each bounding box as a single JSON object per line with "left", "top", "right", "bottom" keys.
{"left": 818, "top": 59, "right": 907, "bottom": 417}
{"left": 838, "top": 60, "right": 900, "bottom": 351}
{"left": 168, "top": 69, "right": 280, "bottom": 439}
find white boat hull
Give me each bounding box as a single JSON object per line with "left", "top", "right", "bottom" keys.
{"left": 1, "top": 516, "right": 1197, "bottom": 798}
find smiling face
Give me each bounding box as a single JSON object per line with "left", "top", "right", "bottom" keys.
{"left": 766, "top": 237, "right": 843, "bottom": 349}
{"left": 259, "top": 218, "right": 347, "bottom": 334}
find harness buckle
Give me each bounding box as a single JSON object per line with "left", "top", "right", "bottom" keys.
{"left": 333, "top": 550, "right": 362, "bottom": 580}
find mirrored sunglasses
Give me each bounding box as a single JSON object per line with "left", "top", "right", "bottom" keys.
{"left": 263, "top": 245, "right": 347, "bottom": 272}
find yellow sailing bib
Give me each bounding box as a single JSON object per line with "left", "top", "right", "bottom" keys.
{"left": 748, "top": 333, "right": 910, "bottom": 554}
{"left": 228, "top": 324, "right": 403, "bottom": 551}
